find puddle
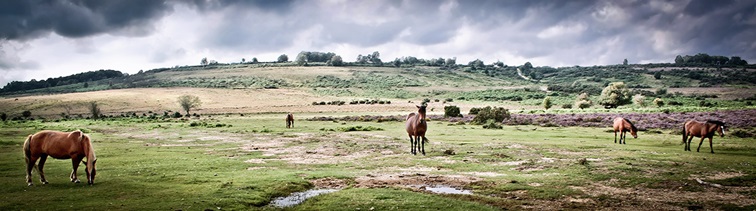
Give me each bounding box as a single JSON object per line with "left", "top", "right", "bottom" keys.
{"left": 270, "top": 189, "right": 339, "bottom": 208}
{"left": 422, "top": 185, "right": 472, "bottom": 195}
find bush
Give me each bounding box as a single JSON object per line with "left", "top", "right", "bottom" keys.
{"left": 482, "top": 120, "right": 503, "bottom": 129}
{"left": 444, "top": 106, "right": 462, "bottom": 118}
{"left": 543, "top": 96, "right": 553, "bottom": 110}
{"left": 598, "top": 82, "right": 632, "bottom": 108}
{"left": 471, "top": 106, "right": 510, "bottom": 125}
{"left": 574, "top": 93, "right": 593, "bottom": 109}
{"left": 633, "top": 94, "right": 646, "bottom": 107}
{"left": 172, "top": 111, "right": 183, "bottom": 118}
{"left": 0, "top": 112, "right": 6, "bottom": 121}
{"left": 22, "top": 110, "right": 32, "bottom": 119}
{"left": 653, "top": 98, "right": 665, "bottom": 107}
{"left": 561, "top": 104, "right": 572, "bottom": 109}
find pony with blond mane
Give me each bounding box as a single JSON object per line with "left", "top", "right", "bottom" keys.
{"left": 286, "top": 113, "right": 294, "bottom": 128}
{"left": 612, "top": 117, "right": 638, "bottom": 144}
{"left": 23, "top": 130, "right": 97, "bottom": 186}
{"left": 405, "top": 105, "right": 428, "bottom": 155}
{"left": 683, "top": 120, "right": 725, "bottom": 153}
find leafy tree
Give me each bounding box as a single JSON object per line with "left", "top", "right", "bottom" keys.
{"left": 674, "top": 55, "right": 684, "bottom": 64}
{"left": 633, "top": 94, "right": 646, "bottom": 107}
{"left": 277, "top": 54, "right": 289, "bottom": 63}
{"left": 444, "top": 105, "right": 462, "bottom": 118}
{"left": 241, "top": 58, "right": 245, "bottom": 63}
{"left": 599, "top": 82, "right": 632, "bottom": 108}
{"left": 88, "top": 101, "right": 101, "bottom": 120}
{"left": 201, "top": 57, "right": 208, "bottom": 66}
{"left": 653, "top": 70, "right": 662, "bottom": 79}
{"left": 574, "top": 93, "right": 593, "bottom": 109}
{"left": 295, "top": 52, "right": 308, "bottom": 66}
{"left": 653, "top": 98, "right": 664, "bottom": 107}
{"left": 178, "top": 95, "right": 202, "bottom": 115}
{"left": 327, "top": 55, "right": 344, "bottom": 66}
{"left": 523, "top": 62, "right": 533, "bottom": 70}
{"left": 542, "top": 96, "right": 553, "bottom": 110}
{"left": 471, "top": 106, "right": 510, "bottom": 125}
{"left": 468, "top": 59, "right": 484, "bottom": 70}
{"left": 252, "top": 57, "right": 259, "bottom": 63}
{"left": 392, "top": 58, "right": 401, "bottom": 67}
{"left": 445, "top": 58, "right": 456, "bottom": 67}
{"left": 22, "top": 110, "right": 31, "bottom": 119}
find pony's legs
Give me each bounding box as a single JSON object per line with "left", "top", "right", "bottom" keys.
{"left": 37, "top": 155, "right": 49, "bottom": 184}
{"left": 614, "top": 131, "right": 617, "bottom": 143}
{"left": 26, "top": 156, "right": 38, "bottom": 186}
{"left": 70, "top": 158, "right": 82, "bottom": 183}
{"left": 622, "top": 131, "right": 627, "bottom": 144}
{"left": 420, "top": 136, "right": 426, "bottom": 156}
{"left": 408, "top": 135, "right": 415, "bottom": 155}
{"left": 708, "top": 137, "right": 714, "bottom": 154}
{"left": 685, "top": 135, "right": 694, "bottom": 151}
{"left": 696, "top": 137, "right": 706, "bottom": 152}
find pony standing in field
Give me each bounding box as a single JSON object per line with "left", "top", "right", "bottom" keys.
{"left": 405, "top": 105, "right": 428, "bottom": 155}
{"left": 286, "top": 113, "right": 294, "bottom": 128}
{"left": 23, "top": 130, "right": 97, "bottom": 186}
{"left": 612, "top": 117, "right": 638, "bottom": 144}
{"left": 683, "top": 120, "right": 725, "bottom": 153}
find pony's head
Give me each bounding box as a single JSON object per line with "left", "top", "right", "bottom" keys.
{"left": 81, "top": 134, "right": 97, "bottom": 185}
{"left": 624, "top": 118, "right": 638, "bottom": 138}
{"left": 708, "top": 120, "right": 726, "bottom": 137}
{"left": 416, "top": 104, "right": 427, "bottom": 118}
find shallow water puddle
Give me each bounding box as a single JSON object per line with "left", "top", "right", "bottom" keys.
{"left": 270, "top": 189, "right": 339, "bottom": 207}
{"left": 422, "top": 185, "right": 473, "bottom": 195}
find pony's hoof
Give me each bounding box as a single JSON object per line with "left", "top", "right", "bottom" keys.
{"left": 27, "top": 183, "right": 33, "bottom": 186}
{"left": 42, "top": 181, "right": 48, "bottom": 185}
{"left": 73, "top": 179, "right": 80, "bottom": 183}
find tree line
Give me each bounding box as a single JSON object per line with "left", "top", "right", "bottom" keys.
{"left": 0, "top": 69, "right": 124, "bottom": 94}
{"left": 674, "top": 53, "right": 748, "bottom": 66}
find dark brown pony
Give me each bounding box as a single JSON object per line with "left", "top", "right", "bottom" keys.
{"left": 683, "top": 120, "right": 725, "bottom": 153}
{"left": 23, "top": 130, "right": 97, "bottom": 186}
{"left": 405, "top": 105, "right": 428, "bottom": 155}
{"left": 612, "top": 117, "right": 638, "bottom": 144}
{"left": 286, "top": 113, "right": 294, "bottom": 128}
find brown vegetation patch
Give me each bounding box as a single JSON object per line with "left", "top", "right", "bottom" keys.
{"left": 354, "top": 173, "right": 482, "bottom": 190}
{"left": 572, "top": 182, "right": 756, "bottom": 210}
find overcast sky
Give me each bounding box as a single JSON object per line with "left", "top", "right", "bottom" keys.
{"left": 1, "top": 0, "right": 755, "bottom": 87}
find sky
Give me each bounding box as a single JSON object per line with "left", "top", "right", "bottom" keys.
{"left": 1, "top": 0, "right": 755, "bottom": 87}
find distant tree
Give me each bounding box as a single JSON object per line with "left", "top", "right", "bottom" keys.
{"left": 0, "top": 112, "right": 7, "bottom": 121}
{"left": 88, "top": 101, "right": 101, "bottom": 120}
{"left": 392, "top": 58, "right": 401, "bottom": 67}
{"left": 633, "top": 94, "right": 646, "bottom": 107}
{"left": 83, "top": 82, "right": 89, "bottom": 88}
{"left": 22, "top": 110, "right": 32, "bottom": 119}
{"left": 653, "top": 70, "right": 663, "bottom": 79}
{"left": 241, "top": 58, "right": 246, "bottom": 63}
{"left": 543, "top": 96, "right": 553, "bottom": 110}
{"left": 370, "top": 51, "right": 382, "bottom": 66}
{"left": 444, "top": 105, "right": 462, "bottom": 118}
{"left": 277, "top": 54, "right": 289, "bottom": 63}
{"left": 574, "top": 93, "right": 593, "bottom": 109}
{"left": 729, "top": 56, "right": 747, "bottom": 65}
{"left": 178, "top": 95, "right": 202, "bottom": 115}
{"left": 653, "top": 98, "right": 665, "bottom": 107}
{"left": 201, "top": 57, "right": 208, "bottom": 66}
{"left": 494, "top": 61, "right": 504, "bottom": 68}
{"left": 623, "top": 58, "right": 628, "bottom": 65}
{"left": 599, "top": 82, "right": 632, "bottom": 108}
{"left": 674, "top": 55, "right": 684, "bottom": 64}
{"left": 295, "top": 52, "right": 308, "bottom": 66}
{"left": 523, "top": 62, "right": 533, "bottom": 70}
{"left": 327, "top": 55, "right": 344, "bottom": 66}
{"left": 356, "top": 54, "right": 368, "bottom": 64}
{"left": 445, "top": 58, "right": 456, "bottom": 67}
{"left": 252, "top": 57, "right": 259, "bottom": 63}
{"left": 468, "top": 59, "right": 485, "bottom": 70}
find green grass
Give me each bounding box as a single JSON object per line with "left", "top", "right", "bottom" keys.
{"left": 1, "top": 115, "right": 754, "bottom": 210}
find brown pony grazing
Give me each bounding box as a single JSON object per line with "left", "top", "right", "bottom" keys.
{"left": 23, "top": 130, "right": 97, "bottom": 186}
{"left": 612, "top": 117, "right": 638, "bottom": 144}
{"left": 405, "top": 105, "right": 428, "bottom": 155}
{"left": 683, "top": 120, "right": 725, "bottom": 153}
{"left": 286, "top": 113, "right": 294, "bottom": 128}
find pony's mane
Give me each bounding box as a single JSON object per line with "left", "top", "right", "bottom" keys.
{"left": 623, "top": 118, "right": 637, "bottom": 131}
{"left": 706, "top": 120, "right": 725, "bottom": 126}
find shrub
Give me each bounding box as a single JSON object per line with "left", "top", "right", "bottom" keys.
{"left": 561, "top": 104, "right": 572, "bottom": 109}
{"left": 574, "top": 93, "right": 593, "bottom": 109}
{"left": 0, "top": 112, "right": 6, "bottom": 121}
{"left": 482, "top": 120, "right": 503, "bottom": 129}
{"left": 88, "top": 101, "right": 101, "bottom": 120}
{"left": 543, "top": 96, "right": 553, "bottom": 110}
{"left": 444, "top": 105, "right": 462, "bottom": 118}
{"left": 633, "top": 94, "right": 646, "bottom": 107}
{"left": 653, "top": 98, "right": 665, "bottom": 107}
{"left": 469, "top": 107, "right": 481, "bottom": 115}
{"left": 172, "top": 111, "right": 183, "bottom": 118}
{"left": 598, "top": 82, "right": 632, "bottom": 108}
{"left": 471, "top": 106, "right": 510, "bottom": 125}
{"left": 22, "top": 110, "right": 32, "bottom": 119}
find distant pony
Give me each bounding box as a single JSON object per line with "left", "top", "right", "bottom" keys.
{"left": 286, "top": 113, "right": 294, "bottom": 128}
{"left": 683, "top": 120, "right": 725, "bottom": 153}
{"left": 24, "top": 130, "right": 97, "bottom": 186}
{"left": 612, "top": 117, "right": 638, "bottom": 144}
{"left": 405, "top": 105, "right": 428, "bottom": 155}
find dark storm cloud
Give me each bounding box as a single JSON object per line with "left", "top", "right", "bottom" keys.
{"left": 0, "top": 0, "right": 174, "bottom": 40}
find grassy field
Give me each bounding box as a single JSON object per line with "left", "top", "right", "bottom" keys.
{"left": 1, "top": 113, "right": 754, "bottom": 210}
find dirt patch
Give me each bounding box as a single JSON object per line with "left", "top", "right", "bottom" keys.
{"left": 355, "top": 173, "right": 482, "bottom": 190}
{"left": 572, "top": 182, "right": 756, "bottom": 209}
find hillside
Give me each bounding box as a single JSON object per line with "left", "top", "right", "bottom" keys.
{"left": 1, "top": 63, "right": 755, "bottom": 118}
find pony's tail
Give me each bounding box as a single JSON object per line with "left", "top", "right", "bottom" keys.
{"left": 681, "top": 124, "right": 687, "bottom": 145}
{"left": 23, "top": 135, "right": 37, "bottom": 170}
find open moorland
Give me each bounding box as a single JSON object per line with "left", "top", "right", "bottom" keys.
{"left": 1, "top": 63, "right": 755, "bottom": 210}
